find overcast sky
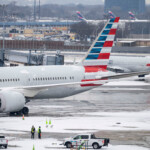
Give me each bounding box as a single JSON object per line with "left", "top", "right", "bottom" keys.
{"left": 1, "top": 0, "right": 150, "bottom": 5}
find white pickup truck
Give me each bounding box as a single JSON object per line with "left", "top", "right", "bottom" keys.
{"left": 0, "top": 136, "right": 8, "bottom": 149}
{"left": 63, "top": 134, "right": 109, "bottom": 149}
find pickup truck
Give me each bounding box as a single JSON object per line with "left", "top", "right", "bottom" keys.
{"left": 63, "top": 134, "right": 109, "bottom": 149}
{"left": 0, "top": 136, "right": 8, "bottom": 149}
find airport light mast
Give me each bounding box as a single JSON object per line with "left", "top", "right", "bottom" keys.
{"left": 0, "top": 5, "right": 5, "bottom": 67}
{"left": 34, "top": 0, "right": 36, "bottom": 21}
{"left": 39, "top": 0, "right": 40, "bottom": 20}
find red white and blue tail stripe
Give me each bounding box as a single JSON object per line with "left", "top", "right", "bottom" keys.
{"left": 128, "top": 11, "right": 137, "bottom": 20}
{"left": 76, "top": 11, "right": 87, "bottom": 22}
{"left": 108, "top": 11, "right": 115, "bottom": 19}
{"left": 82, "top": 17, "right": 120, "bottom": 73}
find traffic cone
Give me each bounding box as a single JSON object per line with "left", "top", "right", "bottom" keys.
{"left": 49, "top": 120, "right": 51, "bottom": 125}
{"left": 22, "top": 114, "right": 25, "bottom": 120}
{"left": 32, "top": 145, "right": 34, "bottom": 150}
{"left": 46, "top": 119, "right": 48, "bottom": 128}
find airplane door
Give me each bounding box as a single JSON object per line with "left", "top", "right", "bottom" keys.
{"left": 20, "top": 70, "right": 30, "bottom": 86}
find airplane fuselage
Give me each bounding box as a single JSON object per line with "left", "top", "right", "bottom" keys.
{"left": 0, "top": 65, "right": 94, "bottom": 99}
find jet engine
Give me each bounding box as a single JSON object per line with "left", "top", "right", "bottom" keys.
{"left": 0, "top": 90, "right": 25, "bottom": 113}
{"left": 144, "top": 75, "right": 150, "bottom": 82}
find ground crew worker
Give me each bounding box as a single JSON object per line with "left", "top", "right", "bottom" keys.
{"left": 31, "top": 125, "right": 35, "bottom": 139}
{"left": 38, "top": 126, "right": 41, "bottom": 139}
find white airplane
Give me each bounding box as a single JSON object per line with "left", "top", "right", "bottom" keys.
{"left": 76, "top": 11, "right": 103, "bottom": 24}
{"left": 0, "top": 17, "right": 148, "bottom": 115}
{"left": 108, "top": 56, "right": 150, "bottom": 74}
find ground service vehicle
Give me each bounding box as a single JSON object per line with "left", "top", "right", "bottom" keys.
{"left": 0, "top": 136, "right": 8, "bottom": 149}
{"left": 63, "top": 134, "right": 109, "bottom": 149}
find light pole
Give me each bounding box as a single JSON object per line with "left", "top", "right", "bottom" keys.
{"left": 1, "top": 4, "right": 6, "bottom": 66}
{"left": 39, "top": 0, "right": 40, "bottom": 20}
{"left": 34, "top": 0, "right": 36, "bottom": 21}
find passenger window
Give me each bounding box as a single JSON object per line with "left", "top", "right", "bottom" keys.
{"left": 91, "top": 134, "right": 96, "bottom": 139}
{"left": 81, "top": 135, "right": 89, "bottom": 139}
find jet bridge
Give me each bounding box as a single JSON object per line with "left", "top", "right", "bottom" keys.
{"left": 5, "top": 50, "right": 64, "bottom": 66}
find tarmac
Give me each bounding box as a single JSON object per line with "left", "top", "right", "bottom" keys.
{"left": 1, "top": 88, "right": 150, "bottom": 149}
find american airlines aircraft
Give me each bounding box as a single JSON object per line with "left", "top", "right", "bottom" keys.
{"left": 108, "top": 56, "right": 150, "bottom": 74}
{"left": 108, "top": 11, "right": 115, "bottom": 19}
{"left": 128, "top": 11, "right": 137, "bottom": 20}
{"left": 0, "top": 17, "right": 148, "bottom": 116}
{"left": 76, "top": 11, "right": 102, "bottom": 24}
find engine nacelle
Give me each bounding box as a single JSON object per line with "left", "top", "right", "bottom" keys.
{"left": 0, "top": 91, "right": 25, "bottom": 113}
{"left": 144, "top": 75, "right": 150, "bottom": 83}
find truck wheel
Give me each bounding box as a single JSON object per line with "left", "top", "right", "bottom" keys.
{"left": 5, "top": 145, "right": 7, "bottom": 149}
{"left": 65, "top": 142, "right": 72, "bottom": 148}
{"left": 93, "top": 143, "right": 100, "bottom": 149}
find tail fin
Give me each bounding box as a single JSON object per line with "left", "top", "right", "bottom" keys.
{"left": 108, "top": 11, "right": 115, "bottom": 19}
{"left": 81, "top": 17, "right": 120, "bottom": 73}
{"left": 76, "top": 11, "right": 87, "bottom": 22}
{"left": 128, "top": 11, "right": 137, "bottom": 20}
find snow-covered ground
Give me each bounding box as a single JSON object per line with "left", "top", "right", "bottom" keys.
{"left": 7, "top": 139, "right": 149, "bottom": 150}
{"left": 1, "top": 111, "right": 150, "bottom": 134}
{"left": 1, "top": 111, "right": 150, "bottom": 149}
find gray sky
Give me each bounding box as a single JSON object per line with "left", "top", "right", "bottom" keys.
{"left": 1, "top": 0, "right": 150, "bottom": 5}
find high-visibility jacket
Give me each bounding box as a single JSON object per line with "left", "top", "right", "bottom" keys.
{"left": 38, "top": 128, "right": 41, "bottom": 134}
{"left": 31, "top": 127, "right": 35, "bottom": 133}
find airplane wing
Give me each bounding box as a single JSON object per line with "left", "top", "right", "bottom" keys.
{"left": 96, "top": 71, "right": 150, "bottom": 80}
{"left": 107, "top": 66, "right": 130, "bottom": 73}
{"left": 3, "top": 80, "right": 107, "bottom": 97}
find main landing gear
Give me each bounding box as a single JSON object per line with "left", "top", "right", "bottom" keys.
{"left": 9, "top": 107, "right": 29, "bottom": 116}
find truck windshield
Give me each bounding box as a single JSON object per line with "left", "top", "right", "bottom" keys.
{"left": 74, "top": 135, "right": 81, "bottom": 140}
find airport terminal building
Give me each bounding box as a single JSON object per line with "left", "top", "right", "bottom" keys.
{"left": 104, "top": 0, "right": 146, "bottom": 14}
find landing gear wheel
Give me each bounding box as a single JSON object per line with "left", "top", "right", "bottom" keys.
{"left": 22, "top": 107, "right": 29, "bottom": 115}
